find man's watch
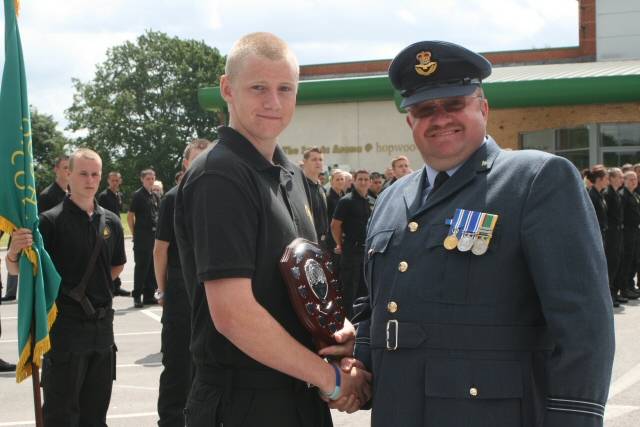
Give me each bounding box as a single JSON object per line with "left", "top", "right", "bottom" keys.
{"left": 154, "top": 290, "right": 165, "bottom": 300}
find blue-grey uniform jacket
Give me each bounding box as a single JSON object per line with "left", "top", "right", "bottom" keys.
{"left": 354, "top": 138, "right": 614, "bottom": 427}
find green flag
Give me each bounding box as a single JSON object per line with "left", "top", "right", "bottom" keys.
{"left": 0, "top": 0, "right": 61, "bottom": 383}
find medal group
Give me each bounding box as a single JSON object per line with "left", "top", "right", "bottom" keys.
{"left": 443, "top": 208, "right": 498, "bottom": 255}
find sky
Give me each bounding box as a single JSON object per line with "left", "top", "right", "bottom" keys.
{"left": 1, "top": 0, "right": 579, "bottom": 134}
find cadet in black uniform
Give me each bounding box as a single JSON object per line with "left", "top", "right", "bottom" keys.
{"left": 587, "top": 166, "right": 609, "bottom": 245}
{"left": 154, "top": 138, "right": 213, "bottom": 427}
{"left": 331, "top": 170, "right": 373, "bottom": 318}
{"left": 97, "top": 171, "right": 129, "bottom": 297}
{"left": 174, "top": 32, "right": 369, "bottom": 427}
{"left": 353, "top": 40, "right": 614, "bottom": 427}
{"left": 8, "top": 149, "right": 126, "bottom": 426}
{"left": 128, "top": 169, "right": 160, "bottom": 308}
{"left": 302, "top": 147, "right": 329, "bottom": 246}
{"left": 604, "top": 168, "right": 627, "bottom": 306}
{"left": 618, "top": 171, "right": 640, "bottom": 302}
{"left": 38, "top": 155, "right": 69, "bottom": 213}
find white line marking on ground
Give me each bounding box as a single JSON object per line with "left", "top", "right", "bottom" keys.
{"left": 0, "top": 411, "right": 157, "bottom": 426}
{"left": 604, "top": 404, "right": 640, "bottom": 420}
{"left": 140, "top": 308, "right": 162, "bottom": 322}
{"left": 609, "top": 361, "right": 640, "bottom": 399}
{"left": 114, "top": 384, "right": 158, "bottom": 391}
{"left": 0, "top": 330, "right": 160, "bottom": 344}
{"left": 117, "top": 363, "right": 162, "bottom": 368}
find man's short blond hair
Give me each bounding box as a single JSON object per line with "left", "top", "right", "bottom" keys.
{"left": 225, "top": 32, "right": 299, "bottom": 78}
{"left": 68, "top": 148, "right": 101, "bottom": 171}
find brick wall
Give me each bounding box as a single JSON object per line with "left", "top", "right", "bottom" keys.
{"left": 488, "top": 101, "right": 640, "bottom": 148}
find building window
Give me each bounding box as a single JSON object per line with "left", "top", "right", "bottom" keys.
{"left": 521, "top": 126, "right": 590, "bottom": 170}
{"left": 521, "top": 123, "right": 640, "bottom": 169}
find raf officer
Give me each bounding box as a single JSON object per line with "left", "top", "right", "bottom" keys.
{"left": 7, "top": 148, "right": 126, "bottom": 425}
{"left": 352, "top": 41, "right": 614, "bottom": 427}
{"left": 174, "top": 32, "right": 369, "bottom": 426}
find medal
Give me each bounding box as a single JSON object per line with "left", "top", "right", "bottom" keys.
{"left": 457, "top": 211, "right": 481, "bottom": 252}
{"left": 443, "top": 209, "right": 465, "bottom": 250}
{"left": 471, "top": 237, "right": 489, "bottom": 255}
{"left": 471, "top": 213, "right": 499, "bottom": 256}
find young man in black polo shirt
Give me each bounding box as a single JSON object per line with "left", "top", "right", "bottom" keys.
{"left": 38, "top": 154, "right": 70, "bottom": 213}
{"left": 7, "top": 148, "right": 126, "bottom": 426}
{"left": 331, "top": 170, "right": 373, "bottom": 319}
{"left": 128, "top": 169, "right": 160, "bottom": 308}
{"left": 154, "top": 138, "right": 213, "bottom": 427}
{"left": 98, "top": 171, "right": 129, "bottom": 297}
{"left": 302, "top": 147, "right": 329, "bottom": 247}
{"left": 174, "top": 32, "right": 370, "bottom": 427}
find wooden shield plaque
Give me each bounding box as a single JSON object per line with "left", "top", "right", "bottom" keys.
{"left": 279, "top": 238, "right": 345, "bottom": 349}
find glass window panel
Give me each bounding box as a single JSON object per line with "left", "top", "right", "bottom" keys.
{"left": 601, "top": 123, "right": 640, "bottom": 147}
{"left": 602, "top": 151, "right": 640, "bottom": 168}
{"left": 521, "top": 129, "right": 554, "bottom": 152}
{"left": 556, "top": 150, "right": 590, "bottom": 171}
{"left": 557, "top": 127, "right": 589, "bottom": 150}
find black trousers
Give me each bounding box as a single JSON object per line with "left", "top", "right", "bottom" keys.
{"left": 339, "top": 248, "right": 366, "bottom": 319}
{"left": 605, "top": 228, "right": 623, "bottom": 291}
{"left": 158, "top": 267, "right": 193, "bottom": 427}
{"left": 42, "top": 347, "right": 116, "bottom": 426}
{"left": 133, "top": 233, "right": 157, "bottom": 300}
{"left": 618, "top": 228, "right": 639, "bottom": 291}
{"left": 185, "top": 372, "right": 332, "bottom": 427}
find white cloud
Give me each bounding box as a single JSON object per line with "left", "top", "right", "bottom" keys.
{"left": 396, "top": 9, "right": 417, "bottom": 25}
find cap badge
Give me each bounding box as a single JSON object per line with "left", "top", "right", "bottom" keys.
{"left": 415, "top": 51, "right": 438, "bottom": 76}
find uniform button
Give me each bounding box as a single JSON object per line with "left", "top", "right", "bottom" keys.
{"left": 398, "top": 261, "right": 408, "bottom": 272}
{"left": 469, "top": 387, "right": 478, "bottom": 397}
{"left": 387, "top": 301, "right": 398, "bottom": 313}
{"left": 408, "top": 222, "right": 419, "bottom": 232}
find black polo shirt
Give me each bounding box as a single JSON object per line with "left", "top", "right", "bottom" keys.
{"left": 156, "top": 185, "right": 180, "bottom": 268}
{"left": 326, "top": 188, "right": 342, "bottom": 222}
{"left": 97, "top": 188, "right": 123, "bottom": 215}
{"left": 175, "top": 126, "right": 316, "bottom": 373}
{"left": 39, "top": 196, "right": 126, "bottom": 311}
{"left": 130, "top": 186, "right": 160, "bottom": 234}
{"left": 333, "top": 190, "right": 373, "bottom": 250}
{"left": 304, "top": 176, "right": 329, "bottom": 244}
{"left": 38, "top": 182, "right": 67, "bottom": 213}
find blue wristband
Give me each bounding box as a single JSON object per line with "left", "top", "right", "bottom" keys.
{"left": 320, "top": 363, "right": 342, "bottom": 400}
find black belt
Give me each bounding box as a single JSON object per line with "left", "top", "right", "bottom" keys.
{"left": 196, "top": 365, "right": 305, "bottom": 390}
{"left": 372, "top": 321, "right": 555, "bottom": 352}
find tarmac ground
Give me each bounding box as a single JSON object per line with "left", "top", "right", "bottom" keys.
{"left": 1, "top": 239, "right": 639, "bottom": 426}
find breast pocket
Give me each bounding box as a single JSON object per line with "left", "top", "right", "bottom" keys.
{"left": 423, "top": 358, "right": 523, "bottom": 427}
{"left": 420, "top": 223, "right": 472, "bottom": 303}
{"left": 364, "top": 229, "right": 394, "bottom": 306}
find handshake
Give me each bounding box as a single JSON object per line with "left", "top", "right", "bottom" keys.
{"left": 315, "top": 320, "right": 372, "bottom": 414}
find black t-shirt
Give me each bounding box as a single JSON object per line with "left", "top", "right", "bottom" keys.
{"left": 333, "top": 190, "right": 373, "bottom": 249}
{"left": 38, "top": 182, "right": 67, "bottom": 213}
{"left": 304, "top": 176, "right": 329, "bottom": 244}
{"left": 39, "top": 196, "right": 127, "bottom": 311}
{"left": 175, "top": 126, "right": 316, "bottom": 373}
{"left": 156, "top": 185, "right": 180, "bottom": 268}
{"left": 130, "top": 186, "right": 160, "bottom": 233}
{"left": 97, "top": 188, "right": 123, "bottom": 216}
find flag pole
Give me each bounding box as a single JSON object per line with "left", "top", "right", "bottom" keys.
{"left": 30, "top": 309, "right": 44, "bottom": 427}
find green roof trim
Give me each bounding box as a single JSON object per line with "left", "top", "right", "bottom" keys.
{"left": 198, "top": 74, "right": 640, "bottom": 113}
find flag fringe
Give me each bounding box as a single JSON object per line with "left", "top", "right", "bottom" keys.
{"left": 15, "top": 303, "right": 57, "bottom": 383}
{"left": 0, "top": 215, "right": 17, "bottom": 235}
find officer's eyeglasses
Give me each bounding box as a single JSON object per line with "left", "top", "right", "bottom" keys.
{"left": 409, "top": 95, "right": 483, "bottom": 119}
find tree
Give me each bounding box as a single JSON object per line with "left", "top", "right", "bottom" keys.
{"left": 66, "top": 30, "right": 225, "bottom": 200}
{"left": 31, "top": 107, "right": 70, "bottom": 193}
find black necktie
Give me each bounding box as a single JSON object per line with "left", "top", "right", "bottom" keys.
{"left": 431, "top": 171, "right": 449, "bottom": 195}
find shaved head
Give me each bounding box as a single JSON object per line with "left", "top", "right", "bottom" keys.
{"left": 225, "top": 32, "right": 299, "bottom": 79}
